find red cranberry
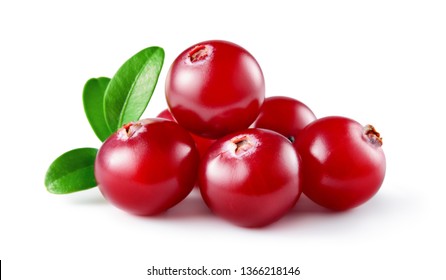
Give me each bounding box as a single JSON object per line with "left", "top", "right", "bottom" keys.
{"left": 95, "top": 118, "right": 199, "bottom": 215}
{"left": 295, "top": 116, "right": 386, "bottom": 211}
{"left": 252, "top": 96, "right": 316, "bottom": 144}
{"left": 165, "top": 40, "right": 265, "bottom": 139}
{"left": 198, "top": 128, "right": 302, "bottom": 227}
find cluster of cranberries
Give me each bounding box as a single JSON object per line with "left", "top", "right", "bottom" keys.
{"left": 95, "top": 40, "right": 386, "bottom": 228}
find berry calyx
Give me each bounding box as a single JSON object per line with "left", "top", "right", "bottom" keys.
{"left": 364, "top": 124, "right": 383, "bottom": 147}
{"left": 232, "top": 135, "right": 257, "bottom": 156}
{"left": 188, "top": 45, "right": 211, "bottom": 63}
{"left": 118, "top": 121, "right": 145, "bottom": 139}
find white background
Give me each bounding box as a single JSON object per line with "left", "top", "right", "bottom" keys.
{"left": 1, "top": 0, "right": 445, "bottom": 279}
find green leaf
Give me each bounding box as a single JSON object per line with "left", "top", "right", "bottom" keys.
{"left": 104, "top": 46, "right": 164, "bottom": 131}
{"left": 83, "top": 77, "right": 113, "bottom": 142}
{"left": 45, "top": 148, "right": 98, "bottom": 194}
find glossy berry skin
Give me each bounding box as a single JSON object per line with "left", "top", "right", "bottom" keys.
{"left": 95, "top": 118, "right": 199, "bottom": 216}
{"left": 157, "top": 109, "right": 214, "bottom": 159}
{"left": 198, "top": 128, "right": 302, "bottom": 227}
{"left": 165, "top": 40, "right": 265, "bottom": 139}
{"left": 252, "top": 96, "right": 316, "bottom": 143}
{"left": 295, "top": 116, "right": 386, "bottom": 211}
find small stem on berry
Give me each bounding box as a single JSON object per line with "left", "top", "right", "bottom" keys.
{"left": 122, "top": 123, "right": 133, "bottom": 134}
{"left": 118, "top": 121, "right": 145, "bottom": 140}
{"left": 232, "top": 135, "right": 256, "bottom": 156}
{"left": 364, "top": 124, "right": 383, "bottom": 147}
{"left": 188, "top": 45, "right": 210, "bottom": 63}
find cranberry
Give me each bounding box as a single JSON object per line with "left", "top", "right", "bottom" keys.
{"left": 156, "top": 109, "right": 214, "bottom": 159}
{"left": 156, "top": 108, "right": 175, "bottom": 121}
{"left": 198, "top": 128, "right": 302, "bottom": 227}
{"left": 295, "top": 116, "right": 386, "bottom": 211}
{"left": 252, "top": 96, "right": 316, "bottom": 143}
{"left": 165, "top": 40, "right": 265, "bottom": 139}
{"left": 95, "top": 118, "right": 199, "bottom": 215}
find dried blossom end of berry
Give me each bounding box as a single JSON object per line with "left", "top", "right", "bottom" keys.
{"left": 364, "top": 124, "right": 383, "bottom": 147}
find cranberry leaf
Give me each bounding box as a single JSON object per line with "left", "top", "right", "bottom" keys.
{"left": 104, "top": 46, "right": 164, "bottom": 131}
{"left": 83, "top": 77, "right": 112, "bottom": 142}
{"left": 45, "top": 148, "right": 98, "bottom": 194}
